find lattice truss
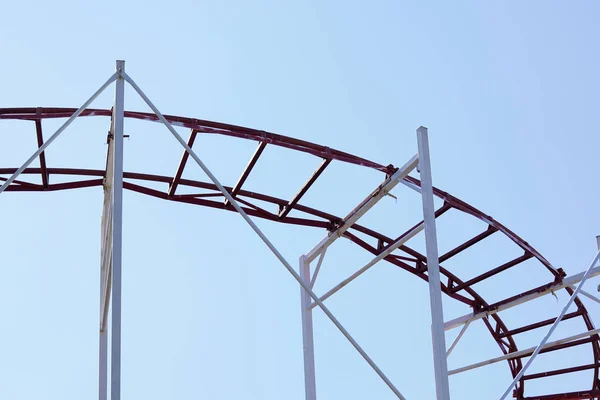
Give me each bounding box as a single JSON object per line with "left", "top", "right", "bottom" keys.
{"left": 1, "top": 61, "right": 600, "bottom": 400}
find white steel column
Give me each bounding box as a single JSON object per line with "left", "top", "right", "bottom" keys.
{"left": 300, "top": 255, "right": 317, "bottom": 400}
{"left": 111, "top": 60, "right": 125, "bottom": 400}
{"left": 417, "top": 126, "right": 451, "bottom": 400}
{"left": 99, "top": 112, "right": 116, "bottom": 400}
{"left": 99, "top": 327, "right": 108, "bottom": 400}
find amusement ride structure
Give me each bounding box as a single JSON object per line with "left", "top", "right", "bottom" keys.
{"left": 1, "top": 61, "right": 600, "bottom": 400}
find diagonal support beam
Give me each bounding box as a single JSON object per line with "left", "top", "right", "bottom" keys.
{"left": 123, "top": 72, "right": 407, "bottom": 399}
{"left": 445, "top": 264, "right": 600, "bottom": 331}
{"left": 446, "top": 319, "right": 471, "bottom": 357}
{"left": 279, "top": 158, "right": 331, "bottom": 219}
{"left": 168, "top": 129, "right": 198, "bottom": 197}
{"left": 308, "top": 219, "right": 425, "bottom": 310}
{"left": 449, "top": 327, "right": 600, "bottom": 376}
{"left": 305, "top": 154, "right": 419, "bottom": 263}
{"left": 224, "top": 141, "right": 267, "bottom": 207}
{"left": 0, "top": 73, "right": 117, "bottom": 195}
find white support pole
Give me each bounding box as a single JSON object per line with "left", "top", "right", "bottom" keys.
{"left": 300, "top": 255, "right": 317, "bottom": 400}
{"left": 304, "top": 154, "right": 419, "bottom": 263}
{"left": 123, "top": 73, "right": 407, "bottom": 399}
{"left": 99, "top": 326, "right": 108, "bottom": 400}
{"left": 417, "top": 126, "right": 451, "bottom": 400}
{"left": 110, "top": 60, "right": 125, "bottom": 400}
{"left": 498, "top": 248, "right": 600, "bottom": 400}
{"left": 0, "top": 72, "right": 117, "bottom": 195}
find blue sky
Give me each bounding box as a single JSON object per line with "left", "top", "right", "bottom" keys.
{"left": 1, "top": 1, "right": 600, "bottom": 399}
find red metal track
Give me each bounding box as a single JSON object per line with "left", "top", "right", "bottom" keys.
{"left": 1, "top": 107, "right": 598, "bottom": 399}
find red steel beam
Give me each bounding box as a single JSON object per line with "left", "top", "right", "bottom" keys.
{"left": 450, "top": 252, "right": 534, "bottom": 293}
{"left": 522, "top": 362, "right": 600, "bottom": 381}
{"left": 5, "top": 179, "right": 103, "bottom": 191}
{"left": 0, "top": 107, "right": 389, "bottom": 173}
{"left": 34, "top": 114, "right": 49, "bottom": 188}
{"left": 523, "top": 389, "right": 600, "bottom": 400}
{"left": 498, "top": 310, "right": 585, "bottom": 338}
{"left": 439, "top": 225, "right": 497, "bottom": 263}
{"left": 0, "top": 176, "right": 43, "bottom": 189}
{"left": 384, "top": 202, "right": 452, "bottom": 251}
{"left": 123, "top": 181, "right": 328, "bottom": 229}
{"left": 224, "top": 141, "right": 267, "bottom": 207}
{"left": 168, "top": 129, "right": 198, "bottom": 197}
{"left": 404, "top": 175, "right": 560, "bottom": 279}
{"left": 279, "top": 158, "right": 331, "bottom": 219}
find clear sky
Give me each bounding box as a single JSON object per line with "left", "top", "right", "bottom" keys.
{"left": 1, "top": 1, "right": 600, "bottom": 399}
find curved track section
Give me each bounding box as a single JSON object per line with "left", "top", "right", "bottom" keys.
{"left": 1, "top": 108, "right": 598, "bottom": 399}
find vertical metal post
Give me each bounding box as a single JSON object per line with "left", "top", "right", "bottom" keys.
{"left": 99, "top": 325, "right": 108, "bottom": 400}
{"left": 300, "top": 255, "right": 317, "bottom": 400}
{"left": 417, "top": 126, "right": 451, "bottom": 400}
{"left": 111, "top": 60, "right": 125, "bottom": 400}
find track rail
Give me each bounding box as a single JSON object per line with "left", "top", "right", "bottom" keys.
{"left": 1, "top": 107, "right": 598, "bottom": 399}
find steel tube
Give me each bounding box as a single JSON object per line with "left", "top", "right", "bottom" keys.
{"left": 446, "top": 320, "right": 471, "bottom": 358}
{"left": 308, "top": 221, "right": 424, "bottom": 310}
{"left": 110, "top": 60, "right": 125, "bottom": 400}
{"left": 449, "top": 327, "right": 600, "bottom": 375}
{"left": 310, "top": 249, "right": 326, "bottom": 289}
{"left": 445, "top": 265, "right": 600, "bottom": 331}
{"left": 300, "top": 256, "right": 317, "bottom": 400}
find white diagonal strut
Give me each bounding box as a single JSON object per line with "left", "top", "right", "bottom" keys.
{"left": 446, "top": 320, "right": 471, "bottom": 358}
{"left": 304, "top": 154, "right": 419, "bottom": 264}
{"left": 445, "top": 265, "right": 600, "bottom": 331}
{"left": 308, "top": 221, "right": 424, "bottom": 310}
{"left": 0, "top": 73, "right": 117, "bottom": 195}
{"left": 123, "top": 72, "right": 408, "bottom": 400}
{"left": 449, "top": 326, "right": 600, "bottom": 375}
{"left": 309, "top": 248, "right": 326, "bottom": 289}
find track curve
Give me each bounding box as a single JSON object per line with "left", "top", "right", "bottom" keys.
{"left": 1, "top": 107, "right": 598, "bottom": 399}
